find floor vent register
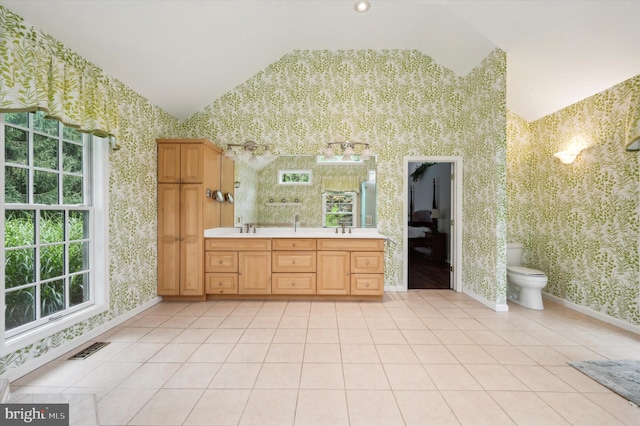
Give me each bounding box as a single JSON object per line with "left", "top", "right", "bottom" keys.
{"left": 68, "top": 342, "right": 110, "bottom": 360}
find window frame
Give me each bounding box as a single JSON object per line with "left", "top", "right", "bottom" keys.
{"left": 322, "top": 191, "right": 358, "bottom": 228}
{"left": 0, "top": 113, "right": 109, "bottom": 355}
{"left": 277, "top": 169, "right": 313, "bottom": 186}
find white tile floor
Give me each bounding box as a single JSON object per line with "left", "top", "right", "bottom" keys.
{"left": 10, "top": 290, "right": 640, "bottom": 425}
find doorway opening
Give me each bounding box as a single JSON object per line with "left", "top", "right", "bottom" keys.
{"left": 404, "top": 157, "right": 462, "bottom": 292}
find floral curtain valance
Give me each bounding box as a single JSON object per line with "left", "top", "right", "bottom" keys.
{"left": 0, "top": 6, "right": 119, "bottom": 138}
{"left": 321, "top": 176, "right": 361, "bottom": 193}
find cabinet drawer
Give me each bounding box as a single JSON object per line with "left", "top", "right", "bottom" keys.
{"left": 350, "top": 274, "right": 384, "bottom": 295}
{"left": 205, "top": 251, "right": 237, "bottom": 272}
{"left": 317, "top": 239, "right": 384, "bottom": 251}
{"left": 272, "top": 273, "right": 316, "bottom": 294}
{"left": 272, "top": 238, "right": 316, "bottom": 251}
{"left": 205, "top": 273, "right": 238, "bottom": 294}
{"left": 351, "top": 252, "right": 384, "bottom": 274}
{"left": 205, "top": 238, "right": 271, "bottom": 251}
{"left": 272, "top": 251, "right": 316, "bottom": 273}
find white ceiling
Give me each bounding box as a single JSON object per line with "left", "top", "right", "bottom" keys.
{"left": 2, "top": 0, "right": 639, "bottom": 122}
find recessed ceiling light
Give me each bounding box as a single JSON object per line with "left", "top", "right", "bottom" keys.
{"left": 354, "top": 1, "right": 370, "bottom": 13}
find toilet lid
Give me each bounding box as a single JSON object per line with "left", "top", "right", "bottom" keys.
{"left": 507, "top": 266, "right": 546, "bottom": 277}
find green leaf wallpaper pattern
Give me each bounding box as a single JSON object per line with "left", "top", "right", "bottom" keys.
{"left": 507, "top": 75, "right": 640, "bottom": 326}
{"left": 180, "top": 49, "right": 508, "bottom": 304}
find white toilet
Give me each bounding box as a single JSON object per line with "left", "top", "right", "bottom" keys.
{"left": 506, "top": 242, "right": 548, "bottom": 310}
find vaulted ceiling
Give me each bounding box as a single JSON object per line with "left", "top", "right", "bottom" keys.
{"left": 3, "top": 0, "right": 639, "bottom": 121}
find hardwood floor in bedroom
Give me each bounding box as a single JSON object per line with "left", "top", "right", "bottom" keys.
{"left": 408, "top": 250, "right": 450, "bottom": 289}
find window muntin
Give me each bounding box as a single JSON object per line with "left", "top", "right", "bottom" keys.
{"left": 322, "top": 191, "right": 357, "bottom": 227}
{"left": 3, "top": 112, "right": 94, "bottom": 337}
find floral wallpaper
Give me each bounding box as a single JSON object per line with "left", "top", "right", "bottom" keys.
{"left": 180, "top": 49, "right": 508, "bottom": 303}
{"left": 507, "top": 76, "right": 640, "bottom": 326}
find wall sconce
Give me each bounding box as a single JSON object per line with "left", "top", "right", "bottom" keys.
{"left": 224, "top": 141, "right": 274, "bottom": 165}
{"left": 554, "top": 136, "right": 592, "bottom": 164}
{"left": 324, "top": 141, "right": 375, "bottom": 161}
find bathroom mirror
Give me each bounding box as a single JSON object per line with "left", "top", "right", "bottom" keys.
{"left": 234, "top": 155, "right": 377, "bottom": 228}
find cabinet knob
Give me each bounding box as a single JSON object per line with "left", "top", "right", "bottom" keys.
{"left": 365, "top": 282, "right": 370, "bottom": 287}
{"left": 218, "top": 282, "right": 223, "bottom": 286}
{"left": 292, "top": 243, "right": 296, "bottom": 247}
{"left": 218, "top": 260, "right": 223, "bottom": 264}
{"left": 366, "top": 261, "right": 370, "bottom": 265}
{"left": 292, "top": 282, "right": 296, "bottom": 286}
{"left": 292, "top": 260, "right": 296, "bottom": 265}
{"left": 175, "top": 237, "right": 179, "bottom": 241}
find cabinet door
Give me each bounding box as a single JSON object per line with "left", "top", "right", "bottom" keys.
{"left": 180, "top": 184, "right": 203, "bottom": 296}
{"left": 158, "top": 144, "right": 181, "bottom": 183}
{"left": 180, "top": 144, "right": 204, "bottom": 183}
{"left": 317, "top": 251, "right": 350, "bottom": 295}
{"left": 351, "top": 274, "right": 384, "bottom": 295}
{"left": 272, "top": 251, "right": 316, "bottom": 273}
{"left": 272, "top": 273, "right": 316, "bottom": 295}
{"left": 238, "top": 251, "right": 272, "bottom": 294}
{"left": 206, "top": 273, "right": 238, "bottom": 294}
{"left": 351, "top": 252, "right": 384, "bottom": 274}
{"left": 157, "top": 184, "right": 180, "bottom": 295}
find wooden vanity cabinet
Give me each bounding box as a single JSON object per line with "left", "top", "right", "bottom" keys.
{"left": 157, "top": 139, "right": 221, "bottom": 297}
{"left": 205, "top": 239, "right": 272, "bottom": 295}
{"left": 272, "top": 239, "right": 316, "bottom": 295}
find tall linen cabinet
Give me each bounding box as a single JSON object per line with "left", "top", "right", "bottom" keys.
{"left": 157, "top": 139, "right": 223, "bottom": 297}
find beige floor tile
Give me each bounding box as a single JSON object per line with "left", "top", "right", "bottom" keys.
{"left": 106, "top": 342, "right": 165, "bottom": 363}
{"left": 96, "top": 388, "right": 156, "bottom": 426}
{"left": 163, "top": 362, "right": 221, "bottom": 388}
{"left": 306, "top": 327, "right": 339, "bottom": 343}
{"left": 337, "top": 316, "right": 368, "bottom": 329}
{"left": 482, "top": 345, "right": 536, "bottom": 365}
{"left": 204, "top": 328, "right": 243, "bottom": 343}
{"left": 584, "top": 393, "right": 640, "bottom": 425}
{"left": 366, "top": 317, "right": 398, "bottom": 329}
{"left": 412, "top": 344, "right": 459, "bottom": 364}
{"left": 447, "top": 344, "right": 498, "bottom": 364}
{"left": 278, "top": 316, "right": 310, "bottom": 329}
{"left": 248, "top": 316, "right": 281, "bottom": 328}
{"left": 423, "top": 364, "right": 482, "bottom": 390}
{"left": 158, "top": 315, "right": 197, "bottom": 328}
{"left": 209, "top": 363, "right": 261, "bottom": 389}
{"left": 537, "top": 392, "right": 627, "bottom": 425}
{"left": 295, "top": 389, "right": 350, "bottom": 426}
{"left": 272, "top": 327, "right": 308, "bottom": 343}
{"left": 255, "top": 362, "right": 302, "bottom": 389}
{"left": 14, "top": 360, "right": 102, "bottom": 388}
{"left": 304, "top": 343, "right": 341, "bottom": 363}
{"left": 341, "top": 344, "right": 380, "bottom": 363}
{"left": 300, "top": 363, "right": 345, "bottom": 389}
{"left": 189, "top": 316, "right": 225, "bottom": 328}
{"left": 463, "top": 329, "right": 509, "bottom": 345}
{"left": 238, "top": 327, "right": 276, "bottom": 343}
{"left": 137, "top": 327, "right": 182, "bottom": 343}
{"left": 490, "top": 391, "right": 570, "bottom": 425}
{"left": 492, "top": 330, "right": 543, "bottom": 345}
{"left": 188, "top": 343, "right": 234, "bottom": 362}
{"left": 505, "top": 365, "right": 575, "bottom": 391}
{"left": 219, "top": 316, "right": 254, "bottom": 328}
{"left": 118, "top": 362, "right": 180, "bottom": 388}
{"left": 545, "top": 365, "right": 613, "bottom": 392}
{"left": 370, "top": 329, "right": 407, "bottom": 344}
{"left": 515, "top": 345, "right": 571, "bottom": 365}
{"left": 346, "top": 390, "right": 404, "bottom": 426}
{"left": 176, "top": 302, "right": 214, "bottom": 317}
{"left": 431, "top": 329, "right": 475, "bottom": 344}
{"left": 394, "top": 390, "right": 460, "bottom": 425}
{"left": 70, "top": 361, "right": 141, "bottom": 389}
{"left": 386, "top": 307, "right": 418, "bottom": 318}
{"left": 107, "top": 326, "right": 152, "bottom": 342}
{"left": 338, "top": 329, "right": 373, "bottom": 344}
{"left": 383, "top": 364, "right": 436, "bottom": 390}
{"left": 171, "top": 328, "right": 212, "bottom": 344}
{"left": 129, "top": 315, "right": 169, "bottom": 328}
{"left": 240, "top": 389, "right": 298, "bottom": 426}
{"left": 401, "top": 329, "right": 440, "bottom": 344}
{"left": 265, "top": 343, "right": 305, "bottom": 363}
{"left": 465, "top": 364, "right": 528, "bottom": 390}
{"left": 184, "top": 389, "right": 251, "bottom": 425}
{"left": 376, "top": 344, "right": 420, "bottom": 364}
{"left": 226, "top": 343, "right": 270, "bottom": 363}
{"left": 147, "top": 343, "right": 199, "bottom": 363}
{"left": 343, "top": 363, "right": 390, "bottom": 389}
{"left": 128, "top": 388, "right": 203, "bottom": 425}
{"left": 308, "top": 316, "right": 338, "bottom": 329}
{"left": 441, "top": 390, "right": 514, "bottom": 425}
{"left": 231, "top": 306, "right": 261, "bottom": 317}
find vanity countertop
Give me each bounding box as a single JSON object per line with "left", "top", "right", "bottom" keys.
{"left": 204, "top": 227, "right": 386, "bottom": 239}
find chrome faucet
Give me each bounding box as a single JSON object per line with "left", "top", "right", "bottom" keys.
{"left": 245, "top": 222, "right": 251, "bottom": 233}
{"left": 294, "top": 214, "right": 299, "bottom": 232}
{"left": 341, "top": 222, "right": 346, "bottom": 234}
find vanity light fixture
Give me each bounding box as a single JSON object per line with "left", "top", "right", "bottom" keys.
{"left": 224, "top": 141, "right": 274, "bottom": 163}
{"left": 553, "top": 149, "right": 582, "bottom": 164}
{"left": 324, "top": 141, "right": 374, "bottom": 161}
{"left": 554, "top": 136, "right": 592, "bottom": 164}
{"left": 354, "top": 0, "right": 370, "bottom": 12}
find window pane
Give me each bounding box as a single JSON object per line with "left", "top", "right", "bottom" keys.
{"left": 34, "top": 133, "right": 59, "bottom": 170}
{"left": 41, "top": 279, "right": 65, "bottom": 318}
{"left": 62, "top": 126, "right": 82, "bottom": 143}
{"left": 5, "top": 248, "right": 35, "bottom": 288}
{"left": 63, "top": 175, "right": 83, "bottom": 204}
{"left": 68, "top": 210, "right": 88, "bottom": 241}
{"left": 5, "top": 112, "right": 28, "bottom": 127}
{"left": 5, "top": 287, "right": 36, "bottom": 331}
{"left": 40, "top": 210, "right": 64, "bottom": 244}
{"left": 69, "top": 241, "right": 89, "bottom": 274}
{"left": 33, "top": 111, "right": 59, "bottom": 136}
{"left": 5, "top": 166, "right": 28, "bottom": 203}
{"left": 4, "top": 125, "right": 28, "bottom": 165}
{"left": 63, "top": 141, "right": 83, "bottom": 173}
{"left": 5, "top": 210, "right": 35, "bottom": 247}
{"left": 70, "top": 273, "right": 89, "bottom": 307}
{"left": 34, "top": 170, "right": 59, "bottom": 204}
{"left": 40, "top": 244, "right": 64, "bottom": 280}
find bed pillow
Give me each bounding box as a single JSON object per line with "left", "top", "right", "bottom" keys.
{"left": 408, "top": 226, "right": 431, "bottom": 239}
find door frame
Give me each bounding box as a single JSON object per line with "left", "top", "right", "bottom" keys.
{"left": 403, "top": 156, "right": 463, "bottom": 292}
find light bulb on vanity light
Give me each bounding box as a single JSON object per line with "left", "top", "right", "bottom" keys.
{"left": 354, "top": 1, "right": 370, "bottom": 13}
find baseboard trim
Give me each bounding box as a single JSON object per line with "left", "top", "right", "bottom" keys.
{"left": 542, "top": 292, "right": 640, "bottom": 336}
{"left": 463, "top": 288, "right": 509, "bottom": 312}
{"left": 1, "top": 297, "right": 162, "bottom": 382}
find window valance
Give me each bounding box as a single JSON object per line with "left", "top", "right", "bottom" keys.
{"left": 0, "top": 6, "right": 119, "bottom": 138}
{"left": 321, "top": 176, "right": 361, "bottom": 194}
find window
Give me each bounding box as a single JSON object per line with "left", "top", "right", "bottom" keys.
{"left": 278, "top": 170, "right": 312, "bottom": 185}
{"left": 322, "top": 192, "right": 357, "bottom": 227}
{"left": 1, "top": 112, "right": 108, "bottom": 351}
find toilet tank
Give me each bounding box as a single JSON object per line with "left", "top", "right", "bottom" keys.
{"left": 506, "top": 242, "right": 523, "bottom": 266}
